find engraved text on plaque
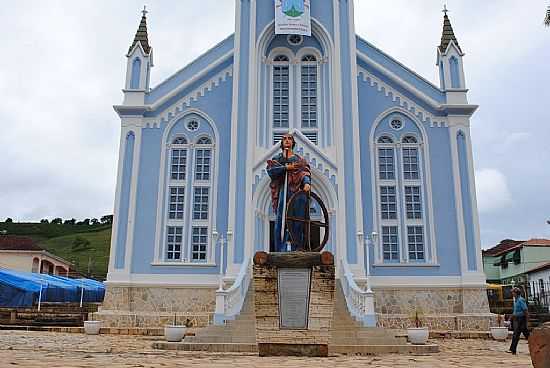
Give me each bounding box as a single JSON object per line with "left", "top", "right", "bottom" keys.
{"left": 278, "top": 268, "right": 311, "bottom": 329}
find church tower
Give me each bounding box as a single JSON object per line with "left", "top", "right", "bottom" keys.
{"left": 226, "top": 0, "right": 366, "bottom": 275}
{"left": 123, "top": 7, "right": 153, "bottom": 106}
{"left": 437, "top": 6, "right": 467, "bottom": 104}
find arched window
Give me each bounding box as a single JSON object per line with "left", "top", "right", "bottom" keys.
{"left": 300, "top": 54, "right": 318, "bottom": 144}
{"left": 449, "top": 56, "right": 460, "bottom": 88}
{"left": 402, "top": 135, "right": 418, "bottom": 144}
{"left": 130, "top": 57, "right": 141, "bottom": 89}
{"left": 269, "top": 50, "right": 322, "bottom": 146}
{"left": 375, "top": 119, "right": 427, "bottom": 264}
{"left": 163, "top": 128, "right": 215, "bottom": 264}
{"left": 273, "top": 54, "right": 290, "bottom": 134}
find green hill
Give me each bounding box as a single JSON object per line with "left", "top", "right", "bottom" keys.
{"left": 0, "top": 222, "right": 112, "bottom": 280}
{"left": 40, "top": 228, "right": 112, "bottom": 280}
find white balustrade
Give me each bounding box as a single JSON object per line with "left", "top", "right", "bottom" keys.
{"left": 339, "top": 259, "right": 377, "bottom": 327}
{"left": 214, "top": 257, "right": 251, "bottom": 325}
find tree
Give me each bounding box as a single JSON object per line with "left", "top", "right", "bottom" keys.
{"left": 5, "top": 218, "right": 13, "bottom": 223}
{"left": 82, "top": 218, "right": 91, "bottom": 226}
{"left": 64, "top": 218, "right": 76, "bottom": 225}
{"left": 51, "top": 218, "right": 62, "bottom": 225}
{"left": 545, "top": 5, "right": 550, "bottom": 27}
{"left": 40, "top": 219, "right": 49, "bottom": 224}
{"left": 91, "top": 218, "right": 99, "bottom": 225}
{"left": 100, "top": 215, "right": 113, "bottom": 225}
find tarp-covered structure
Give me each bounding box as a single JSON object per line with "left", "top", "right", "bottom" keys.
{"left": 0, "top": 269, "right": 105, "bottom": 307}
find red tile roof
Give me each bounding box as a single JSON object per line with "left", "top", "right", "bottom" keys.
{"left": 483, "top": 238, "right": 550, "bottom": 257}
{"left": 0, "top": 236, "right": 44, "bottom": 252}
{"left": 483, "top": 239, "right": 525, "bottom": 257}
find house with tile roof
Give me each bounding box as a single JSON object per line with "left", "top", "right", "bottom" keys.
{"left": 99, "top": 2, "right": 488, "bottom": 330}
{"left": 0, "top": 235, "right": 73, "bottom": 276}
{"left": 482, "top": 238, "right": 550, "bottom": 284}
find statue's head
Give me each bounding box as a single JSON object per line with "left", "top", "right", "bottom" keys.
{"left": 280, "top": 132, "right": 296, "bottom": 151}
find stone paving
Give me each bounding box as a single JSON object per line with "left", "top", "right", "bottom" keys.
{"left": 0, "top": 331, "right": 534, "bottom": 367}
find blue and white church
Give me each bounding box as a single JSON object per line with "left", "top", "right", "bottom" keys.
{"left": 99, "top": 1, "right": 491, "bottom": 329}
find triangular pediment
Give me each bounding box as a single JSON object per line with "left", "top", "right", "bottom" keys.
{"left": 253, "top": 130, "right": 337, "bottom": 187}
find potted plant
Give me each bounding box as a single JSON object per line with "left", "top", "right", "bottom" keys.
{"left": 490, "top": 314, "right": 508, "bottom": 341}
{"left": 83, "top": 313, "right": 102, "bottom": 335}
{"left": 407, "top": 308, "right": 429, "bottom": 345}
{"left": 164, "top": 315, "right": 192, "bottom": 342}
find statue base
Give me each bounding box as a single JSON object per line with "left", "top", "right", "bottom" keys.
{"left": 253, "top": 251, "right": 335, "bottom": 357}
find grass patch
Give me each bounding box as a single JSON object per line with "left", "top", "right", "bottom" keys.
{"left": 39, "top": 228, "right": 112, "bottom": 280}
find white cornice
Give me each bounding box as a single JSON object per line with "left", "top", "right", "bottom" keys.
{"left": 358, "top": 67, "right": 447, "bottom": 128}
{"left": 144, "top": 66, "right": 233, "bottom": 128}
{"left": 149, "top": 51, "right": 233, "bottom": 110}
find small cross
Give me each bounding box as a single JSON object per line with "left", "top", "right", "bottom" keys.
{"left": 142, "top": 5, "right": 148, "bottom": 17}
{"left": 442, "top": 4, "right": 449, "bottom": 16}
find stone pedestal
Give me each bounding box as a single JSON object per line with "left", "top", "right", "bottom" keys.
{"left": 253, "top": 251, "right": 335, "bottom": 357}
{"left": 529, "top": 322, "right": 550, "bottom": 368}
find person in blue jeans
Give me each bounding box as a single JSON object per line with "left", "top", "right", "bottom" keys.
{"left": 507, "top": 287, "right": 530, "bottom": 355}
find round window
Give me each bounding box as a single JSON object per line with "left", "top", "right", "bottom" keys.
{"left": 390, "top": 119, "right": 403, "bottom": 131}
{"left": 287, "top": 34, "right": 303, "bottom": 46}
{"left": 186, "top": 120, "right": 199, "bottom": 132}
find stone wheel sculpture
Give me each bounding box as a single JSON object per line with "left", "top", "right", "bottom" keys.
{"left": 285, "top": 190, "right": 330, "bottom": 252}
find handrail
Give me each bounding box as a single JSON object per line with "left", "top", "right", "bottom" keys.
{"left": 214, "top": 257, "right": 251, "bottom": 323}
{"left": 339, "top": 259, "right": 376, "bottom": 326}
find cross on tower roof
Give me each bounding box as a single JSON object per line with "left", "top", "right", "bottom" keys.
{"left": 128, "top": 6, "right": 151, "bottom": 55}
{"left": 439, "top": 5, "right": 462, "bottom": 54}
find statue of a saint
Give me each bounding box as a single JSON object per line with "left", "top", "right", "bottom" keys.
{"left": 266, "top": 133, "right": 311, "bottom": 252}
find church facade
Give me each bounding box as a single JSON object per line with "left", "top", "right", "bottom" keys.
{"left": 99, "top": 1, "right": 491, "bottom": 329}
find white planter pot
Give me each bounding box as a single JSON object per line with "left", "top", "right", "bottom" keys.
{"left": 490, "top": 327, "right": 508, "bottom": 341}
{"left": 164, "top": 325, "right": 186, "bottom": 342}
{"left": 83, "top": 321, "right": 102, "bottom": 335}
{"left": 407, "top": 327, "right": 429, "bottom": 345}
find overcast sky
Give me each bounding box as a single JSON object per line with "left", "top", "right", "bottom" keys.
{"left": 0, "top": 1, "right": 549, "bottom": 248}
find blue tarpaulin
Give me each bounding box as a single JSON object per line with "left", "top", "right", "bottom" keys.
{"left": 0, "top": 269, "right": 105, "bottom": 307}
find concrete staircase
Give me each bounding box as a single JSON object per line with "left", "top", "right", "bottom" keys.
{"left": 330, "top": 283, "right": 407, "bottom": 346}
{"left": 182, "top": 285, "right": 256, "bottom": 346}
{"left": 153, "top": 282, "right": 438, "bottom": 354}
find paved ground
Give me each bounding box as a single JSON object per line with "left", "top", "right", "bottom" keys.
{"left": 0, "top": 331, "right": 533, "bottom": 367}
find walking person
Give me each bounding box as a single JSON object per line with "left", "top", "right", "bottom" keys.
{"left": 507, "top": 287, "right": 530, "bottom": 355}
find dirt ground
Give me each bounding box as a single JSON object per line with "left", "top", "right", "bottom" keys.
{"left": 0, "top": 330, "right": 534, "bottom": 368}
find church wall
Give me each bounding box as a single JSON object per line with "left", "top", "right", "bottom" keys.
{"left": 356, "top": 36, "right": 446, "bottom": 104}
{"left": 129, "top": 74, "right": 234, "bottom": 276}
{"left": 337, "top": 0, "right": 361, "bottom": 266}
{"left": 357, "top": 75, "right": 463, "bottom": 277}
{"left": 145, "top": 35, "right": 234, "bottom": 105}
{"left": 114, "top": 132, "right": 135, "bottom": 269}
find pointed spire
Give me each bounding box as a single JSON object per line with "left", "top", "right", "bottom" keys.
{"left": 439, "top": 5, "right": 462, "bottom": 54}
{"left": 128, "top": 6, "right": 151, "bottom": 55}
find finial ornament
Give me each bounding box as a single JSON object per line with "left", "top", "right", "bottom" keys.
{"left": 142, "top": 5, "right": 148, "bottom": 17}
{"left": 442, "top": 4, "right": 449, "bottom": 16}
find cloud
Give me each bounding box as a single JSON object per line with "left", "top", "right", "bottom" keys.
{"left": 475, "top": 169, "right": 513, "bottom": 213}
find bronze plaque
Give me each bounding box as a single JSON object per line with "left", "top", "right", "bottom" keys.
{"left": 278, "top": 268, "right": 311, "bottom": 329}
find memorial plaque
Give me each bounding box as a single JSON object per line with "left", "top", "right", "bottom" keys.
{"left": 278, "top": 268, "right": 311, "bottom": 329}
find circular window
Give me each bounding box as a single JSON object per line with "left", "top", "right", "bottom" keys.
{"left": 186, "top": 120, "right": 199, "bottom": 132}
{"left": 287, "top": 34, "right": 303, "bottom": 46}
{"left": 390, "top": 119, "right": 403, "bottom": 131}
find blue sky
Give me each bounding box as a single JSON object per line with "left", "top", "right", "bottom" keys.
{"left": 0, "top": 1, "right": 549, "bottom": 248}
